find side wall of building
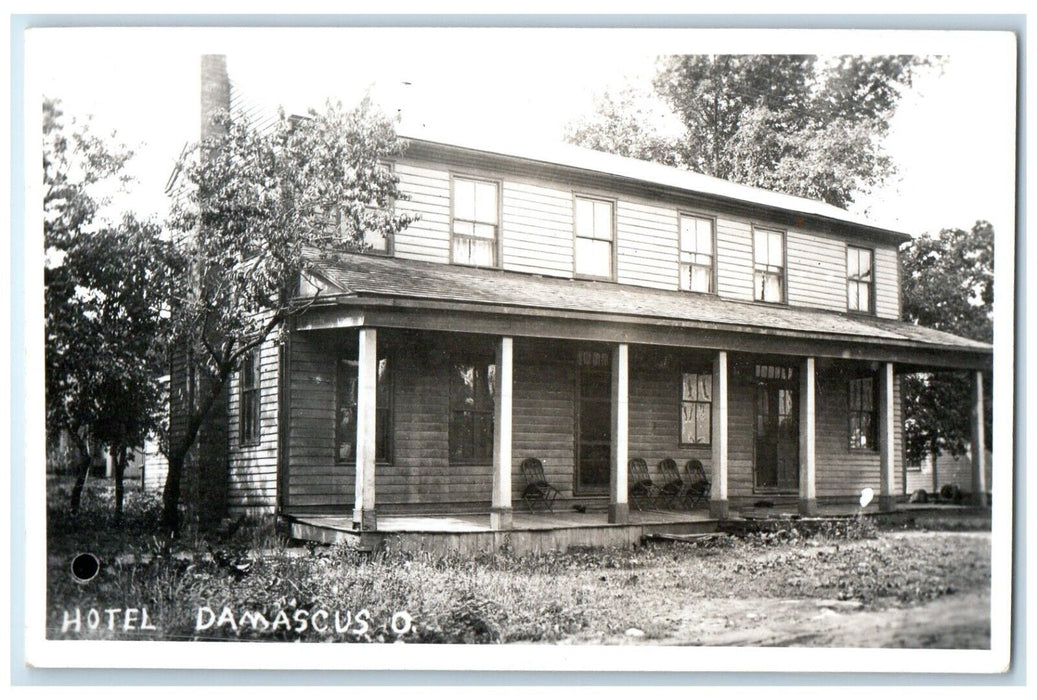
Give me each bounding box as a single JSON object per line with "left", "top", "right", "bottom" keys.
{"left": 225, "top": 326, "right": 282, "bottom": 515}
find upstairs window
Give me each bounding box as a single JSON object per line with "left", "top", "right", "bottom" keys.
{"left": 680, "top": 370, "right": 713, "bottom": 446}
{"left": 239, "top": 349, "right": 261, "bottom": 446}
{"left": 753, "top": 227, "right": 785, "bottom": 303}
{"left": 679, "top": 214, "right": 715, "bottom": 293}
{"left": 847, "top": 246, "right": 874, "bottom": 313}
{"left": 449, "top": 357, "right": 497, "bottom": 463}
{"left": 451, "top": 176, "right": 499, "bottom": 267}
{"left": 574, "top": 196, "right": 614, "bottom": 279}
{"left": 848, "top": 376, "right": 877, "bottom": 450}
{"left": 337, "top": 161, "right": 395, "bottom": 255}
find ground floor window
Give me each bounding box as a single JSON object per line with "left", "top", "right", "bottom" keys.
{"left": 848, "top": 376, "right": 877, "bottom": 450}
{"left": 336, "top": 356, "right": 392, "bottom": 463}
{"left": 449, "top": 356, "right": 496, "bottom": 463}
{"left": 239, "top": 349, "right": 261, "bottom": 446}
{"left": 680, "top": 370, "right": 712, "bottom": 446}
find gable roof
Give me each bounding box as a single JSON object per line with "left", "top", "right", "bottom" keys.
{"left": 304, "top": 252, "right": 990, "bottom": 358}
{"left": 399, "top": 127, "right": 912, "bottom": 244}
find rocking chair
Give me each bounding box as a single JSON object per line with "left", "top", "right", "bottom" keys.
{"left": 520, "top": 457, "right": 560, "bottom": 512}
{"left": 657, "top": 458, "right": 687, "bottom": 509}
{"left": 628, "top": 458, "right": 661, "bottom": 511}
{"left": 684, "top": 459, "right": 712, "bottom": 509}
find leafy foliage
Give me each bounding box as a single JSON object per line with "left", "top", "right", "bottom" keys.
{"left": 567, "top": 55, "right": 932, "bottom": 208}
{"left": 900, "top": 221, "right": 994, "bottom": 463}
{"left": 162, "top": 98, "right": 415, "bottom": 533}
{"left": 563, "top": 85, "right": 684, "bottom": 167}
{"left": 44, "top": 98, "right": 174, "bottom": 516}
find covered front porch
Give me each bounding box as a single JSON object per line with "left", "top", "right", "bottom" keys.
{"left": 277, "top": 253, "right": 992, "bottom": 551}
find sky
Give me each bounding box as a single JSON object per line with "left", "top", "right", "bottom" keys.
{"left": 28, "top": 26, "right": 1017, "bottom": 240}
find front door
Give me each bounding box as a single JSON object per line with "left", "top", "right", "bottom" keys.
{"left": 753, "top": 364, "right": 799, "bottom": 492}
{"left": 575, "top": 349, "right": 611, "bottom": 495}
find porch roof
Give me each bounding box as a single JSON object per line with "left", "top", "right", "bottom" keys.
{"left": 302, "top": 252, "right": 991, "bottom": 365}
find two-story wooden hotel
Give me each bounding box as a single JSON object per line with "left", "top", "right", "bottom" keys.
{"left": 187, "top": 57, "right": 993, "bottom": 552}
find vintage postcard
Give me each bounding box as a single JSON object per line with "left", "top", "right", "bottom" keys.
{"left": 18, "top": 22, "right": 1017, "bottom": 676}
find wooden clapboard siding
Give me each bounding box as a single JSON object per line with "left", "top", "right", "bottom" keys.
{"left": 284, "top": 332, "right": 343, "bottom": 508}
{"left": 813, "top": 366, "right": 904, "bottom": 498}
{"left": 385, "top": 346, "right": 454, "bottom": 505}
{"left": 874, "top": 246, "right": 900, "bottom": 319}
{"left": 511, "top": 344, "right": 576, "bottom": 498}
{"left": 226, "top": 331, "right": 281, "bottom": 513}
{"left": 715, "top": 217, "right": 755, "bottom": 301}
{"left": 786, "top": 228, "right": 847, "bottom": 312}
{"left": 142, "top": 440, "right": 168, "bottom": 493}
{"left": 725, "top": 367, "right": 757, "bottom": 496}
{"left": 393, "top": 163, "right": 451, "bottom": 263}
{"left": 616, "top": 201, "right": 679, "bottom": 290}
{"left": 627, "top": 350, "right": 713, "bottom": 479}
{"left": 390, "top": 158, "right": 905, "bottom": 317}
{"left": 501, "top": 181, "right": 574, "bottom": 277}
{"left": 284, "top": 330, "right": 913, "bottom": 512}
{"left": 905, "top": 446, "right": 992, "bottom": 495}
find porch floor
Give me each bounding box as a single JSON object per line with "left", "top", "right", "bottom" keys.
{"left": 284, "top": 501, "right": 984, "bottom": 554}
{"left": 294, "top": 506, "right": 716, "bottom": 535}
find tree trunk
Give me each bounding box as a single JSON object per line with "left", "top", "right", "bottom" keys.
{"left": 114, "top": 445, "right": 128, "bottom": 525}
{"left": 161, "top": 368, "right": 227, "bottom": 536}
{"left": 161, "top": 448, "right": 185, "bottom": 536}
{"left": 69, "top": 433, "right": 91, "bottom": 516}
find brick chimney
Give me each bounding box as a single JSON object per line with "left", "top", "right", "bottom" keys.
{"left": 200, "top": 54, "right": 230, "bottom": 141}
{"left": 177, "top": 53, "right": 232, "bottom": 532}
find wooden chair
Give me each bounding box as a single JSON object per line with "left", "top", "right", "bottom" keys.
{"left": 657, "top": 458, "right": 687, "bottom": 509}
{"left": 520, "top": 458, "right": 560, "bottom": 512}
{"left": 628, "top": 458, "right": 660, "bottom": 511}
{"left": 684, "top": 459, "right": 712, "bottom": 509}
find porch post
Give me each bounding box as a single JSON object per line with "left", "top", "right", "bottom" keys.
{"left": 709, "top": 350, "right": 729, "bottom": 518}
{"left": 878, "top": 361, "right": 897, "bottom": 512}
{"left": 609, "top": 343, "right": 630, "bottom": 524}
{"left": 798, "top": 356, "right": 817, "bottom": 516}
{"left": 970, "top": 370, "right": 988, "bottom": 506}
{"left": 352, "top": 327, "right": 377, "bottom": 531}
{"left": 491, "top": 337, "right": 514, "bottom": 529}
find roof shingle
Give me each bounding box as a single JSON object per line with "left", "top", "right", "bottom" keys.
{"left": 306, "top": 252, "right": 990, "bottom": 355}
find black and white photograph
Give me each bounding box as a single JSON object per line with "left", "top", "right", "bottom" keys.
{"left": 17, "top": 21, "right": 1017, "bottom": 676}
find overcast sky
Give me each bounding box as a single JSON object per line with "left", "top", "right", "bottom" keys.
{"left": 29, "top": 27, "right": 1017, "bottom": 240}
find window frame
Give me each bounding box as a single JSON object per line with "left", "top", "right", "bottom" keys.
{"left": 751, "top": 225, "right": 787, "bottom": 304}
{"left": 678, "top": 212, "right": 717, "bottom": 295}
{"left": 679, "top": 367, "right": 714, "bottom": 448}
{"left": 238, "top": 348, "right": 262, "bottom": 447}
{"left": 448, "top": 354, "right": 497, "bottom": 465}
{"left": 846, "top": 244, "right": 876, "bottom": 315}
{"left": 334, "top": 354, "right": 394, "bottom": 465}
{"left": 847, "top": 374, "right": 878, "bottom": 451}
{"left": 450, "top": 173, "right": 501, "bottom": 269}
{"left": 572, "top": 193, "right": 617, "bottom": 282}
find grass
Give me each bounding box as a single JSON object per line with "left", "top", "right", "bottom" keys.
{"left": 46, "top": 477, "right": 992, "bottom": 644}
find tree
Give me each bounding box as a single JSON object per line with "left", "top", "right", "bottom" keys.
{"left": 567, "top": 55, "right": 932, "bottom": 209}
{"left": 161, "top": 98, "right": 414, "bottom": 535}
{"left": 44, "top": 98, "right": 174, "bottom": 518}
{"left": 563, "top": 85, "right": 684, "bottom": 167}
{"left": 900, "top": 221, "right": 994, "bottom": 466}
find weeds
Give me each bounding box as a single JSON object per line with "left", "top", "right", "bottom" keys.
{"left": 46, "top": 478, "right": 990, "bottom": 644}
